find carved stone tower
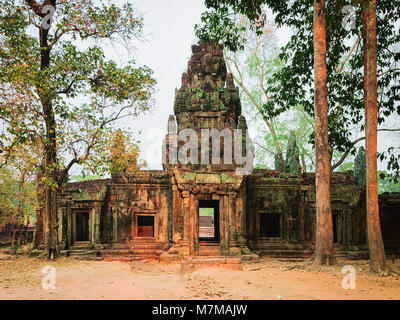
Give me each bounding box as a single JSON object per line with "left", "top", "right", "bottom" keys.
{"left": 163, "top": 40, "right": 254, "bottom": 257}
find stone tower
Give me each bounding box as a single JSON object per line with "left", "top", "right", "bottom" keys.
{"left": 163, "top": 40, "right": 254, "bottom": 257}
{"left": 165, "top": 40, "right": 253, "bottom": 173}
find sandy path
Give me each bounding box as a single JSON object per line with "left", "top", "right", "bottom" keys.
{"left": 0, "top": 256, "right": 399, "bottom": 300}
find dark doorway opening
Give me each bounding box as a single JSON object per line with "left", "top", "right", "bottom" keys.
{"left": 260, "top": 213, "right": 280, "bottom": 238}
{"left": 199, "top": 200, "right": 219, "bottom": 242}
{"left": 76, "top": 212, "right": 89, "bottom": 241}
{"left": 332, "top": 212, "right": 338, "bottom": 243}
{"left": 137, "top": 215, "right": 154, "bottom": 237}
{"left": 332, "top": 211, "right": 343, "bottom": 244}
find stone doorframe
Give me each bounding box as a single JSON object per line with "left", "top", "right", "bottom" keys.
{"left": 182, "top": 191, "right": 243, "bottom": 256}
{"left": 198, "top": 199, "right": 220, "bottom": 242}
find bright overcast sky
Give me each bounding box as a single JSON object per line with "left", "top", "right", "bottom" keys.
{"left": 127, "top": 0, "right": 207, "bottom": 170}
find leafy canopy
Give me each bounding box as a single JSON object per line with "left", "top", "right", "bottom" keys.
{"left": 0, "top": 0, "right": 156, "bottom": 183}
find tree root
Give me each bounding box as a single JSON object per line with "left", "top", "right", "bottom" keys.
{"left": 311, "top": 253, "right": 338, "bottom": 266}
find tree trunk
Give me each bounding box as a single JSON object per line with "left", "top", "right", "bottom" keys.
{"left": 43, "top": 187, "right": 59, "bottom": 259}
{"left": 39, "top": 21, "right": 59, "bottom": 260}
{"left": 11, "top": 228, "right": 16, "bottom": 247}
{"left": 363, "top": 0, "right": 389, "bottom": 274}
{"left": 312, "top": 0, "right": 336, "bottom": 265}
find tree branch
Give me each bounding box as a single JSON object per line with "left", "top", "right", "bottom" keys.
{"left": 24, "top": 0, "right": 56, "bottom": 18}
{"left": 331, "top": 128, "right": 400, "bottom": 172}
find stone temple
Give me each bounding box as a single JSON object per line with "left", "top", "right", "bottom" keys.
{"left": 49, "top": 41, "right": 400, "bottom": 260}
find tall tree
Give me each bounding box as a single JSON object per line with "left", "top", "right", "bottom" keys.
{"left": 260, "top": 1, "right": 400, "bottom": 176}
{"left": 222, "top": 13, "right": 315, "bottom": 170}
{"left": 363, "top": 0, "right": 389, "bottom": 274}
{"left": 312, "top": 0, "right": 336, "bottom": 265}
{"left": 0, "top": 0, "right": 156, "bottom": 259}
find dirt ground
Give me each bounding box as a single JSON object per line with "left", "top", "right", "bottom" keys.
{"left": 1, "top": 252, "right": 400, "bottom": 300}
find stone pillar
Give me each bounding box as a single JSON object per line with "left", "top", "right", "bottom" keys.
{"left": 187, "top": 194, "right": 200, "bottom": 256}
{"left": 90, "top": 208, "right": 95, "bottom": 244}
{"left": 236, "top": 189, "right": 250, "bottom": 253}
{"left": 189, "top": 194, "right": 195, "bottom": 256}
{"left": 220, "top": 195, "right": 230, "bottom": 254}
{"left": 344, "top": 208, "right": 352, "bottom": 249}
{"left": 179, "top": 190, "right": 191, "bottom": 255}
{"left": 193, "top": 196, "right": 199, "bottom": 255}
{"left": 112, "top": 207, "right": 118, "bottom": 242}
{"left": 299, "top": 190, "right": 306, "bottom": 242}
{"left": 66, "top": 202, "right": 72, "bottom": 248}
{"left": 93, "top": 206, "right": 101, "bottom": 245}
{"left": 58, "top": 207, "right": 66, "bottom": 250}
{"left": 228, "top": 192, "right": 240, "bottom": 255}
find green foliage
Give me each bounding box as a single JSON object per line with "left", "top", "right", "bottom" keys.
{"left": 69, "top": 175, "right": 105, "bottom": 182}
{"left": 109, "top": 129, "right": 146, "bottom": 176}
{"left": 379, "top": 147, "right": 400, "bottom": 184}
{"left": 0, "top": 168, "right": 16, "bottom": 226}
{"left": 378, "top": 173, "right": 400, "bottom": 194}
{"left": 337, "top": 161, "right": 354, "bottom": 172}
{"left": 354, "top": 146, "right": 366, "bottom": 188}
{"left": 195, "top": 0, "right": 266, "bottom": 51}
{"left": 199, "top": 207, "right": 214, "bottom": 216}
{"left": 0, "top": 0, "right": 156, "bottom": 187}
{"left": 0, "top": 166, "right": 37, "bottom": 228}
{"left": 263, "top": 0, "right": 400, "bottom": 172}
{"left": 285, "top": 131, "right": 300, "bottom": 175}
{"left": 274, "top": 153, "right": 285, "bottom": 171}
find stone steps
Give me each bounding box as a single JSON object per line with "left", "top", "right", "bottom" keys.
{"left": 131, "top": 243, "right": 166, "bottom": 251}
{"left": 129, "top": 239, "right": 167, "bottom": 257}
{"left": 253, "top": 240, "right": 313, "bottom": 258}
{"left": 183, "top": 256, "right": 243, "bottom": 270}
{"left": 198, "top": 241, "right": 221, "bottom": 256}
{"left": 69, "top": 246, "right": 94, "bottom": 250}
{"left": 99, "top": 240, "right": 167, "bottom": 259}
{"left": 255, "top": 249, "right": 313, "bottom": 258}
{"left": 61, "top": 249, "right": 100, "bottom": 259}
{"left": 100, "top": 249, "right": 134, "bottom": 256}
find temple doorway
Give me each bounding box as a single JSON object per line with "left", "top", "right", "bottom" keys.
{"left": 76, "top": 212, "right": 89, "bottom": 242}
{"left": 198, "top": 200, "right": 220, "bottom": 242}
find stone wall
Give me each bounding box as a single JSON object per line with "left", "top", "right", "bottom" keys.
{"left": 379, "top": 192, "right": 400, "bottom": 255}
{"left": 245, "top": 170, "right": 368, "bottom": 257}
{"left": 56, "top": 172, "right": 171, "bottom": 250}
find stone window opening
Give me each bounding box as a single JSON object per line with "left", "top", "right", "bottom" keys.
{"left": 137, "top": 215, "right": 155, "bottom": 238}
